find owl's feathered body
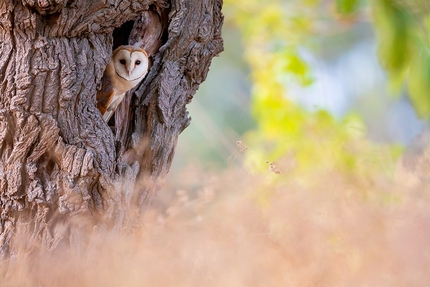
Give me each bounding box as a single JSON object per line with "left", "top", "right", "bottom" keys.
{"left": 97, "top": 46, "right": 149, "bottom": 122}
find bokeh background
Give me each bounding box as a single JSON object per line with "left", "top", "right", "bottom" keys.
{"left": 173, "top": 0, "right": 427, "bottom": 171}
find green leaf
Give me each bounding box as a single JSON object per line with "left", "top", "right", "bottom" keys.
{"left": 373, "top": 0, "right": 414, "bottom": 74}
{"left": 336, "top": 0, "right": 361, "bottom": 15}
{"left": 408, "top": 48, "right": 430, "bottom": 119}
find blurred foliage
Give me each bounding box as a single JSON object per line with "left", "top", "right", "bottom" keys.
{"left": 223, "top": 0, "right": 403, "bottom": 176}
{"left": 336, "top": 0, "right": 362, "bottom": 15}
{"left": 371, "top": 0, "right": 430, "bottom": 118}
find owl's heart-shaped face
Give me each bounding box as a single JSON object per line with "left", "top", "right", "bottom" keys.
{"left": 113, "top": 47, "right": 149, "bottom": 81}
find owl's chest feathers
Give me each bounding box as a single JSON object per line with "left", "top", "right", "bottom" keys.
{"left": 105, "top": 62, "right": 142, "bottom": 95}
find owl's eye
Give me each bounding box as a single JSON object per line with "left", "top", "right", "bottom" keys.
{"left": 119, "top": 59, "right": 126, "bottom": 65}
{"left": 135, "top": 60, "right": 141, "bottom": 65}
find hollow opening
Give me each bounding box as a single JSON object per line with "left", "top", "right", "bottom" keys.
{"left": 41, "top": 12, "right": 61, "bottom": 26}
{"left": 105, "top": 21, "right": 136, "bottom": 128}
{"left": 112, "top": 20, "right": 135, "bottom": 51}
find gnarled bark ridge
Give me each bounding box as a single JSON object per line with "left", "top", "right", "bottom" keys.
{"left": 0, "top": 0, "right": 223, "bottom": 256}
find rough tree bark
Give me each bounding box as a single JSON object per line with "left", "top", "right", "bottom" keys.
{"left": 0, "top": 0, "right": 223, "bottom": 256}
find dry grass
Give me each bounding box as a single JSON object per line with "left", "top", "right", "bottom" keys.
{"left": 1, "top": 154, "right": 429, "bottom": 287}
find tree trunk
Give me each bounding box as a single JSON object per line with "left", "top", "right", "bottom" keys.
{"left": 0, "top": 0, "right": 223, "bottom": 256}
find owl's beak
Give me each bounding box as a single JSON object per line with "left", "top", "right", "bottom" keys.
{"left": 127, "top": 64, "right": 133, "bottom": 77}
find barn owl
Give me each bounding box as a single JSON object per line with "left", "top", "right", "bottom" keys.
{"left": 97, "top": 45, "right": 149, "bottom": 122}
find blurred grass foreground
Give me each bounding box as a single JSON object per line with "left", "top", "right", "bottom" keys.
{"left": 3, "top": 0, "right": 430, "bottom": 286}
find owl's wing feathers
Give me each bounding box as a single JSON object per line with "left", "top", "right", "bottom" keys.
{"left": 97, "top": 70, "right": 126, "bottom": 122}
{"left": 102, "top": 108, "right": 115, "bottom": 123}
{"left": 102, "top": 92, "right": 126, "bottom": 123}
{"left": 97, "top": 74, "right": 116, "bottom": 116}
